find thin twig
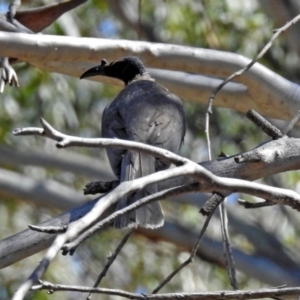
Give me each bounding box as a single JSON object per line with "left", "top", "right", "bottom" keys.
{"left": 28, "top": 224, "right": 67, "bottom": 233}
{"left": 32, "top": 280, "right": 141, "bottom": 299}
{"left": 205, "top": 111, "right": 212, "bottom": 161}
{"left": 62, "top": 184, "right": 198, "bottom": 254}
{"left": 284, "top": 109, "right": 300, "bottom": 135}
{"left": 12, "top": 120, "right": 300, "bottom": 299}
{"left": 9, "top": 0, "right": 21, "bottom": 21}
{"left": 238, "top": 199, "right": 275, "bottom": 209}
{"left": 31, "top": 281, "right": 300, "bottom": 299}
{"left": 205, "top": 13, "right": 300, "bottom": 292}
{"left": 87, "top": 230, "right": 133, "bottom": 300}
{"left": 204, "top": 13, "right": 300, "bottom": 160}
{"left": 14, "top": 120, "right": 300, "bottom": 211}
{"left": 206, "top": 13, "right": 300, "bottom": 116}
{"left": 13, "top": 118, "right": 187, "bottom": 167}
{"left": 246, "top": 110, "right": 283, "bottom": 139}
{"left": 152, "top": 210, "right": 215, "bottom": 294}
{"left": 219, "top": 200, "right": 238, "bottom": 290}
{"left": 12, "top": 234, "right": 67, "bottom": 300}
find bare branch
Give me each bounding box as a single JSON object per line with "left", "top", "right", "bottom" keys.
{"left": 2, "top": 209, "right": 298, "bottom": 286}
{"left": 152, "top": 210, "right": 214, "bottom": 294}
{"left": 12, "top": 234, "right": 68, "bottom": 300}
{"left": 28, "top": 225, "right": 67, "bottom": 234}
{"left": 220, "top": 201, "right": 238, "bottom": 290}
{"left": 31, "top": 280, "right": 300, "bottom": 299}
{"left": 13, "top": 118, "right": 187, "bottom": 166}
{"left": 0, "top": 145, "right": 113, "bottom": 180}
{"left": 284, "top": 109, "right": 300, "bottom": 134}
{"left": 84, "top": 180, "right": 119, "bottom": 195}
{"left": 0, "top": 197, "right": 101, "bottom": 269}
{"left": 203, "top": 13, "right": 300, "bottom": 162}
{"left": 200, "top": 193, "right": 224, "bottom": 216}
{"left": 246, "top": 110, "right": 283, "bottom": 139}
{"left": 12, "top": 120, "right": 300, "bottom": 298}
{"left": 62, "top": 184, "right": 197, "bottom": 254}
{"left": 205, "top": 12, "right": 300, "bottom": 115}
{"left": 13, "top": 120, "right": 300, "bottom": 211}
{"left": 238, "top": 199, "right": 275, "bottom": 209}
{"left": 87, "top": 230, "right": 133, "bottom": 300}
{"left": 0, "top": 167, "right": 84, "bottom": 210}
{"left": 0, "top": 32, "right": 300, "bottom": 120}
{"left": 4, "top": 135, "right": 300, "bottom": 270}
{"left": 14, "top": 0, "right": 88, "bottom": 33}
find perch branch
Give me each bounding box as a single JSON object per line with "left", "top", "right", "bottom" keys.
{"left": 4, "top": 128, "right": 295, "bottom": 270}
{"left": 13, "top": 119, "right": 300, "bottom": 211}
{"left": 9, "top": 121, "right": 300, "bottom": 299}
{"left": 11, "top": 120, "right": 300, "bottom": 299}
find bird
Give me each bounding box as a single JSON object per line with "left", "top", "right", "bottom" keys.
{"left": 80, "top": 56, "right": 186, "bottom": 229}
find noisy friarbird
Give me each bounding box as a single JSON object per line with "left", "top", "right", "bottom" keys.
{"left": 80, "top": 56, "right": 186, "bottom": 229}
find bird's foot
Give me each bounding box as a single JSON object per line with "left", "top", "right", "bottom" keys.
{"left": 0, "top": 57, "right": 19, "bottom": 93}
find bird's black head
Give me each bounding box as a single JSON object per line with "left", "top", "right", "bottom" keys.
{"left": 80, "top": 56, "right": 146, "bottom": 85}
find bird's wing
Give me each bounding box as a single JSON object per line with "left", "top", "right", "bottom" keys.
{"left": 102, "top": 80, "right": 185, "bottom": 174}
{"left": 102, "top": 105, "right": 127, "bottom": 178}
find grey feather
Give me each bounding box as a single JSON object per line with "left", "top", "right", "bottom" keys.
{"left": 80, "top": 57, "right": 186, "bottom": 229}
{"left": 102, "top": 80, "right": 185, "bottom": 229}
{"left": 114, "top": 151, "right": 164, "bottom": 228}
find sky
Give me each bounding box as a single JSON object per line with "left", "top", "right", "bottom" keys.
{"left": 0, "top": 3, "right": 8, "bottom": 13}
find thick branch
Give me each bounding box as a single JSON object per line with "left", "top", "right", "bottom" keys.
{"left": 14, "top": 0, "right": 88, "bottom": 33}
{"left": 32, "top": 61, "right": 254, "bottom": 113}
{"left": 11, "top": 118, "right": 300, "bottom": 297}
{"left": 3, "top": 136, "right": 300, "bottom": 285}
{"left": 0, "top": 167, "right": 84, "bottom": 210}
{"left": 0, "top": 146, "right": 113, "bottom": 179}
{"left": 0, "top": 32, "right": 299, "bottom": 120}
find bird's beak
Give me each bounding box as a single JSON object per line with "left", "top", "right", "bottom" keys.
{"left": 80, "top": 65, "right": 105, "bottom": 80}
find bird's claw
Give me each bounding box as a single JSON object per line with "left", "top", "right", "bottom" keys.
{"left": 0, "top": 57, "right": 19, "bottom": 93}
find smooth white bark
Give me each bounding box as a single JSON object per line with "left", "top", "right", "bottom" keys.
{"left": 0, "top": 32, "right": 299, "bottom": 120}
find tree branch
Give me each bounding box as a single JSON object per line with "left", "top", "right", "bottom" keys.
{"left": 12, "top": 119, "right": 300, "bottom": 298}
{"left": 0, "top": 167, "right": 85, "bottom": 210}
{"left": 31, "top": 280, "right": 300, "bottom": 300}
{"left": 3, "top": 133, "right": 300, "bottom": 270}
{"left": 0, "top": 145, "right": 113, "bottom": 180}
{"left": 0, "top": 32, "right": 299, "bottom": 120}
{"left": 13, "top": 119, "right": 300, "bottom": 212}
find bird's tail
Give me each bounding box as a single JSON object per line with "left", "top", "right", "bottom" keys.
{"left": 114, "top": 151, "right": 164, "bottom": 229}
